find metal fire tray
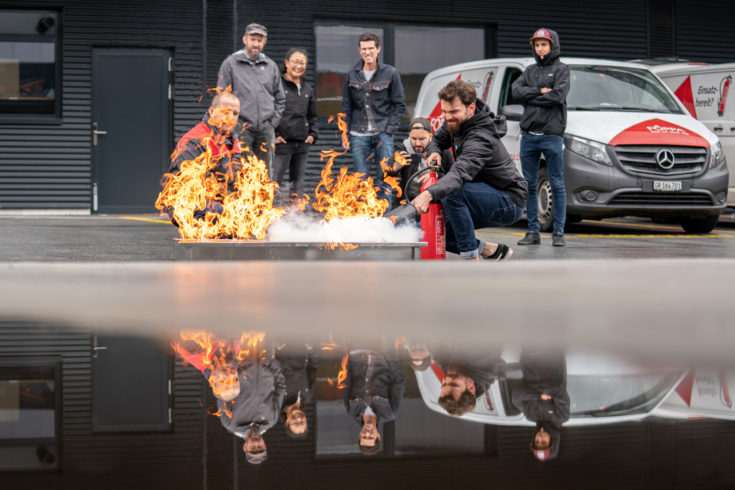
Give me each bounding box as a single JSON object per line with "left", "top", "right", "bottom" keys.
{"left": 171, "top": 239, "right": 426, "bottom": 261}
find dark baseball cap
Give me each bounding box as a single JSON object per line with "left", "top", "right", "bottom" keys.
{"left": 245, "top": 23, "right": 267, "bottom": 37}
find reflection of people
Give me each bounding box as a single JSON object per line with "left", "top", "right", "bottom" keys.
{"left": 275, "top": 345, "right": 316, "bottom": 439}
{"left": 217, "top": 23, "right": 286, "bottom": 174}
{"left": 411, "top": 80, "right": 528, "bottom": 261}
{"left": 242, "top": 427, "right": 268, "bottom": 465}
{"left": 436, "top": 347, "right": 504, "bottom": 416}
{"left": 344, "top": 349, "right": 406, "bottom": 455}
{"left": 341, "top": 32, "right": 406, "bottom": 207}
{"left": 512, "top": 28, "right": 570, "bottom": 247}
{"left": 273, "top": 48, "right": 318, "bottom": 203}
{"left": 163, "top": 92, "right": 242, "bottom": 225}
{"left": 511, "top": 350, "right": 570, "bottom": 462}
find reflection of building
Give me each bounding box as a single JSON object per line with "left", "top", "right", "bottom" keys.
{"left": 1, "top": 1, "right": 734, "bottom": 213}
{"left": 1, "top": 322, "right": 735, "bottom": 487}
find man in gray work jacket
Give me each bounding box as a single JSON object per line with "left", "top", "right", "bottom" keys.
{"left": 217, "top": 22, "right": 286, "bottom": 175}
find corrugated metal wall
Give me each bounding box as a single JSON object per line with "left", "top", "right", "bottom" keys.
{"left": 0, "top": 0, "right": 205, "bottom": 210}
{"left": 675, "top": 0, "right": 735, "bottom": 63}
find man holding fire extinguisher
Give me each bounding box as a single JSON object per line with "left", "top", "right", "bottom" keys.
{"left": 411, "top": 80, "right": 528, "bottom": 261}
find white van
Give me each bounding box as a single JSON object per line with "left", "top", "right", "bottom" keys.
{"left": 647, "top": 62, "right": 735, "bottom": 207}
{"left": 415, "top": 58, "right": 729, "bottom": 233}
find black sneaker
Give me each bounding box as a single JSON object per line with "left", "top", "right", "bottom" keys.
{"left": 552, "top": 233, "right": 566, "bottom": 247}
{"left": 485, "top": 243, "right": 513, "bottom": 261}
{"left": 517, "top": 232, "right": 541, "bottom": 245}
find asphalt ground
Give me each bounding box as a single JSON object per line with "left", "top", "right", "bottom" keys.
{"left": 1, "top": 213, "right": 735, "bottom": 261}
{"left": 0, "top": 214, "right": 733, "bottom": 361}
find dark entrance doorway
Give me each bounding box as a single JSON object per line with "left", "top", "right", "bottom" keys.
{"left": 91, "top": 48, "right": 171, "bottom": 213}
{"left": 91, "top": 334, "right": 172, "bottom": 432}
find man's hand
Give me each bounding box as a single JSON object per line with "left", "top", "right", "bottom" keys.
{"left": 540, "top": 87, "right": 551, "bottom": 94}
{"left": 274, "top": 136, "right": 287, "bottom": 144}
{"left": 411, "top": 190, "right": 433, "bottom": 214}
{"left": 425, "top": 152, "right": 442, "bottom": 168}
{"left": 540, "top": 393, "right": 552, "bottom": 400}
{"left": 305, "top": 135, "right": 315, "bottom": 144}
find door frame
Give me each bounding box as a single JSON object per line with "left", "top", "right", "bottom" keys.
{"left": 90, "top": 47, "right": 173, "bottom": 213}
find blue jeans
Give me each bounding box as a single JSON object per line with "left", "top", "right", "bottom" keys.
{"left": 350, "top": 132, "right": 394, "bottom": 208}
{"left": 240, "top": 124, "right": 276, "bottom": 176}
{"left": 520, "top": 133, "right": 566, "bottom": 234}
{"left": 441, "top": 182, "right": 524, "bottom": 259}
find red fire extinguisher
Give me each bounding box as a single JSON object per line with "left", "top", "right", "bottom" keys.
{"left": 718, "top": 75, "right": 731, "bottom": 117}
{"left": 420, "top": 166, "right": 446, "bottom": 260}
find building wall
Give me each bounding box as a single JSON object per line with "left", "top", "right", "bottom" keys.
{"left": 1, "top": 0, "right": 734, "bottom": 209}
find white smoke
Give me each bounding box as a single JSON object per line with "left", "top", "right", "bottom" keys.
{"left": 267, "top": 212, "right": 423, "bottom": 243}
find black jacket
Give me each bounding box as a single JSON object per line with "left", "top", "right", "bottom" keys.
{"left": 275, "top": 76, "right": 318, "bottom": 143}
{"left": 344, "top": 351, "right": 406, "bottom": 424}
{"left": 275, "top": 348, "right": 316, "bottom": 410}
{"left": 425, "top": 99, "right": 528, "bottom": 207}
{"left": 511, "top": 29, "right": 570, "bottom": 135}
{"left": 434, "top": 345, "right": 504, "bottom": 400}
{"left": 511, "top": 350, "right": 570, "bottom": 428}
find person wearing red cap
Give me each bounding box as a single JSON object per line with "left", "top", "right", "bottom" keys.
{"left": 512, "top": 28, "right": 570, "bottom": 247}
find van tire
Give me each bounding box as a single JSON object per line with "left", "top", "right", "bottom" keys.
{"left": 537, "top": 167, "right": 554, "bottom": 232}
{"left": 680, "top": 215, "right": 719, "bottom": 234}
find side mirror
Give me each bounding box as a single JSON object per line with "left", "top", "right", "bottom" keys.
{"left": 500, "top": 104, "right": 524, "bottom": 122}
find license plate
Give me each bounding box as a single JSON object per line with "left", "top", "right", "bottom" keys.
{"left": 653, "top": 180, "right": 682, "bottom": 191}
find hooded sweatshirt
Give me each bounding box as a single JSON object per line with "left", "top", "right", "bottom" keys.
{"left": 424, "top": 98, "right": 528, "bottom": 207}
{"left": 511, "top": 29, "right": 570, "bottom": 135}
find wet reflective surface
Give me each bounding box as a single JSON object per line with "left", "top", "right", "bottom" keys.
{"left": 1, "top": 325, "right": 734, "bottom": 488}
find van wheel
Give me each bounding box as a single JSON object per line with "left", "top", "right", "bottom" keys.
{"left": 537, "top": 167, "right": 554, "bottom": 232}
{"left": 680, "top": 215, "right": 719, "bottom": 234}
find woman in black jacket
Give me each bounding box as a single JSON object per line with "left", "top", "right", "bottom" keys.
{"left": 273, "top": 48, "right": 318, "bottom": 203}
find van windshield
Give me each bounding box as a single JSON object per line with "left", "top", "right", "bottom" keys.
{"left": 567, "top": 65, "right": 684, "bottom": 114}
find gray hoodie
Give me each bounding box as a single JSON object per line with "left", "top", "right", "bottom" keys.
{"left": 217, "top": 51, "right": 286, "bottom": 132}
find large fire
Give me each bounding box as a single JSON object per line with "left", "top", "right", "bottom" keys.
{"left": 156, "top": 109, "right": 394, "bottom": 241}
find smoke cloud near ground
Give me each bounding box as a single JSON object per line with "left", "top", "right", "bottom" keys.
{"left": 267, "top": 212, "right": 423, "bottom": 243}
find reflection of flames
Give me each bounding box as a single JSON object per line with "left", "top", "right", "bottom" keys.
{"left": 173, "top": 330, "right": 267, "bottom": 400}
{"left": 320, "top": 334, "right": 344, "bottom": 352}
{"left": 312, "top": 149, "right": 389, "bottom": 221}
{"left": 236, "top": 331, "right": 267, "bottom": 361}
{"left": 327, "top": 355, "right": 349, "bottom": 389}
{"left": 209, "top": 407, "right": 233, "bottom": 419}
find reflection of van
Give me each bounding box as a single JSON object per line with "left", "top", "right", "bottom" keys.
{"left": 415, "top": 58, "right": 729, "bottom": 233}
{"left": 647, "top": 62, "right": 735, "bottom": 207}
{"left": 414, "top": 352, "right": 686, "bottom": 426}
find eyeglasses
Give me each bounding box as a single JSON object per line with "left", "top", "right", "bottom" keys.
{"left": 289, "top": 61, "right": 307, "bottom": 67}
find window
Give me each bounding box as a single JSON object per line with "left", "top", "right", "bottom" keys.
{"left": 0, "top": 10, "right": 60, "bottom": 121}
{"left": 498, "top": 67, "right": 522, "bottom": 111}
{"left": 316, "top": 22, "right": 488, "bottom": 120}
{"left": 0, "top": 359, "right": 61, "bottom": 471}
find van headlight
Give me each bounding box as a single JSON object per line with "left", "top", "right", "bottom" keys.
{"left": 564, "top": 135, "right": 612, "bottom": 166}
{"left": 711, "top": 141, "right": 726, "bottom": 168}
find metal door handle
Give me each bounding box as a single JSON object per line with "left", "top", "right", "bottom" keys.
{"left": 713, "top": 126, "right": 723, "bottom": 132}
{"left": 92, "top": 335, "right": 107, "bottom": 358}
{"left": 92, "top": 122, "right": 108, "bottom": 146}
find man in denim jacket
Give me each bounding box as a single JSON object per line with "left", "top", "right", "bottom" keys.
{"left": 341, "top": 32, "right": 406, "bottom": 208}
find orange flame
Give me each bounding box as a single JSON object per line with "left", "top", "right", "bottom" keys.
{"left": 236, "top": 331, "right": 267, "bottom": 362}
{"left": 328, "top": 113, "right": 349, "bottom": 149}
{"left": 379, "top": 157, "right": 402, "bottom": 199}
{"left": 336, "top": 355, "right": 348, "bottom": 389}
{"left": 312, "top": 149, "right": 389, "bottom": 221}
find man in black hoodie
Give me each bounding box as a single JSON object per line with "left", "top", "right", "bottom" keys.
{"left": 511, "top": 349, "right": 570, "bottom": 462}
{"left": 512, "top": 28, "right": 570, "bottom": 247}
{"left": 411, "top": 80, "right": 528, "bottom": 260}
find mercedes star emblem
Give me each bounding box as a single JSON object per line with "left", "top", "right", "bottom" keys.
{"left": 656, "top": 149, "right": 675, "bottom": 169}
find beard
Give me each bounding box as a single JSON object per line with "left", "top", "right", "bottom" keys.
{"left": 446, "top": 120, "right": 460, "bottom": 134}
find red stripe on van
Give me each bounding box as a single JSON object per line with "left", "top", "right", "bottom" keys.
{"left": 609, "top": 118, "right": 710, "bottom": 148}
{"left": 674, "top": 76, "right": 697, "bottom": 118}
